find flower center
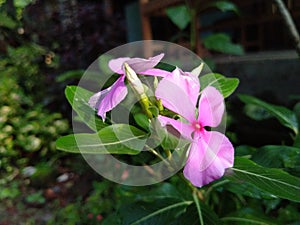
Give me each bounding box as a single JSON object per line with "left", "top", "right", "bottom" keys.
{"left": 193, "top": 121, "right": 202, "bottom": 131}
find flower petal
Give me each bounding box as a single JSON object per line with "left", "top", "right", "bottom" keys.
{"left": 139, "top": 68, "right": 171, "bottom": 77}
{"left": 108, "top": 57, "right": 131, "bottom": 73}
{"left": 126, "top": 53, "right": 164, "bottom": 73}
{"left": 183, "top": 130, "right": 234, "bottom": 187}
{"left": 157, "top": 115, "right": 194, "bottom": 140}
{"left": 198, "top": 86, "right": 224, "bottom": 127}
{"left": 170, "top": 68, "right": 200, "bottom": 106}
{"left": 155, "top": 75, "right": 196, "bottom": 122}
{"left": 88, "top": 76, "right": 128, "bottom": 120}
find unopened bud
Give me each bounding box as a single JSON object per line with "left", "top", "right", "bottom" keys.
{"left": 124, "top": 63, "right": 145, "bottom": 95}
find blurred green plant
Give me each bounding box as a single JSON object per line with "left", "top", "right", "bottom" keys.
{"left": 48, "top": 180, "right": 119, "bottom": 225}
{"left": 165, "top": 0, "right": 244, "bottom": 55}
{"left": 0, "top": 72, "right": 69, "bottom": 185}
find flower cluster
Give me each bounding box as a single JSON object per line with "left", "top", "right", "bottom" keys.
{"left": 89, "top": 54, "right": 234, "bottom": 188}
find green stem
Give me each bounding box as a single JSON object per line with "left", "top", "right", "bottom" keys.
{"left": 193, "top": 189, "right": 204, "bottom": 225}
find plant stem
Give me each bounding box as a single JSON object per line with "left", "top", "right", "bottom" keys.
{"left": 193, "top": 189, "right": 204, "bottom": 225}
{"left": 273, "top": 0, "right": 300, "bottom": 57}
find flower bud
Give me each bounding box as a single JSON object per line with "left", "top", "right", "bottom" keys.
{"left": 124, "top": 63, "right": 145, "bottom": 96}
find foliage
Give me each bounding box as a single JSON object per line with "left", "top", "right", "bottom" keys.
{"left": 0, "top": 73, "right": 68, "bottom": 184}
{"left": 165, "top": 1, "right": 243, "bottom": 55}
{"left": 56, "top": 53, "right": 300, "bottom": 225}
{"left": 48, "top": 180, "right": 119, "bottom": 225}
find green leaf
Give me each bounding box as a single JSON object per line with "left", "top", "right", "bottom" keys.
{"left": 221, "top": 208, "right": 277, "bottom": 225}
{"left": 135, "top": 183, "right": 186, "bottom": 202}
{"left": 65, "top": 86, "right": 107, "bottom": 131}
{"left": 55, "top": 70, "right": 84, "bottom": 82}
{"left": 120, "top": 199, "right": 193, "bottom": 225}
{"left": 203, "top": 33, "right": 244, "bottom": 55}
{"left": 227, "top": 157, "right": 300, "bottom": 202}
{"left": 224, "top": 182, "right": 276, "bottom": 200}
{"left": 200, "top": 73, "right": 239, "bottom": 98}
{"left": 251, "top": 145, "right": 300, "bottom": 169}
{"left": 166, "top": 5, "right": 191, "bottom": 30}
{"left": 209, "top": 1, "right": 239, "bottom": 15}
{"left": 14, "top": 0, "right": 33, "bottom": 8}
{"left": 0, "top": 13, "right": 17, "bottom": 29}
{"left": 133, "top": 113, "right": 150, "bottom": 131}
{"left": 239, "top": 94, "right": 298, "bottom": 134}
{"left": 56, "top": 124, "right": 147, "bottom": 154}
{"left": 243, "top": 104, "right": 272, "bottom": 121}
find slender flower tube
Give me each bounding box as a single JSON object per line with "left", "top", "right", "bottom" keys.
{"left": 155, "top": 68, "right": 234, "bottom": 187}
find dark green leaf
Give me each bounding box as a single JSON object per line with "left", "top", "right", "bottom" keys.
{"left": 224, "top": 182, "right": 276, "bottom": 200}
{"left": 119, "top": 199, "right": 193, "bottom": 225}
{"left": 135, "top": 183, "right": 185, "bottom": 202}
{"left": 243, "top": 104, "right": 272, "bottom": 121}
{"left": 65, "top": 86, "right": 107, "bottom": 131}
{"left": 200, "top": 73, "right": 239, "bottom": 98}
{"left": 166, "top": 5, "right": 191, "bottom": 30}
{"left": 227, "top": 157, "right": 300, "bottom": 202}
{"left": 55, "top": 70, "right": 84, "bottom": 82}
{"left": 209, "top": 1, "right": 239, "bottom": 14}
{"left": 251, "top": 145, "right": 300, "bottom": 169}
{"left": 239, "top": 94, "right": 298, "bottom": 134}
{"left": 174, "top": 203, "right": 221, "bottom": 225}
{"left": 0, "top": 13, "right": 17, "bottom": 29}
{"left": 221, "top": 208, "right": 277, "bottom": 225}
{"left": 203, "top": 33, "right": 244, "bottom": 55}
{"left": 133, "top": 113, "right": 150, "bottom": 131}
{"left": 56, "top": 124, "right": 147, "bottom": 154}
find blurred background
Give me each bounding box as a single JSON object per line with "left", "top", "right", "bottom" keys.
{"left": 0, "top": 0, "right": 299, "bottom": 224}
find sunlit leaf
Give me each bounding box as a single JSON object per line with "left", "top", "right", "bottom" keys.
{"left": 65, "top": 86, "right": 107, "bottom": 131}
{"left": 200, "top": 73, "right": 239, "bottom": 98}
{"left": 56, "top": 124, "right": 147, "bottom": 154}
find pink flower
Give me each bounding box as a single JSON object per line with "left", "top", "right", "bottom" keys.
{"left": 155, "top": 69, "right": 234, "bottom": 187}
{"left": 96, "top": 214, "right": 103, "bottom": 221}
{"left": 89, "top": 54, "right": 168, "bottom": 120}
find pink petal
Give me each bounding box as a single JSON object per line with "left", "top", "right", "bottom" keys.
{"left": 169, "top": 68, "right": 200, "bottom": 106}
{"left": 157, "top": 115, "right": 194, "bottom": 140}
{"left": 183, "top": 130, "right": 234, "bottom": 187}
{"left": 155, "top": 76, "right": 196, "bottom": 122}
{"left": 88, "top": 76, "right": 128, "bottom": 120}
{"left": 198, "top": 86, "right": 224, "bottom": 127}
{"left": 139, "top": 68, "right": 171, "bottom": 77}
{"left": 126, "top": 53, "right": 164, "bottom": 73}
{"left": 108, "top": 57, "right": 131, "bottom": 73}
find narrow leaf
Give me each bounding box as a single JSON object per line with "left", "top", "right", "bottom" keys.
{"left": 200, "top": 73, "right": 239, "bottom": 98}
{"left": 56, "top": 124, "right": 147, "bottom": 155}
{"left": 65, "top": 86, "right": 107, "bottom": 131}
{"left": 239, "top": 94, "right": 298, "bottom": 134}
{"left": 227, "top": 157, "right": 300, "bottom": 202}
